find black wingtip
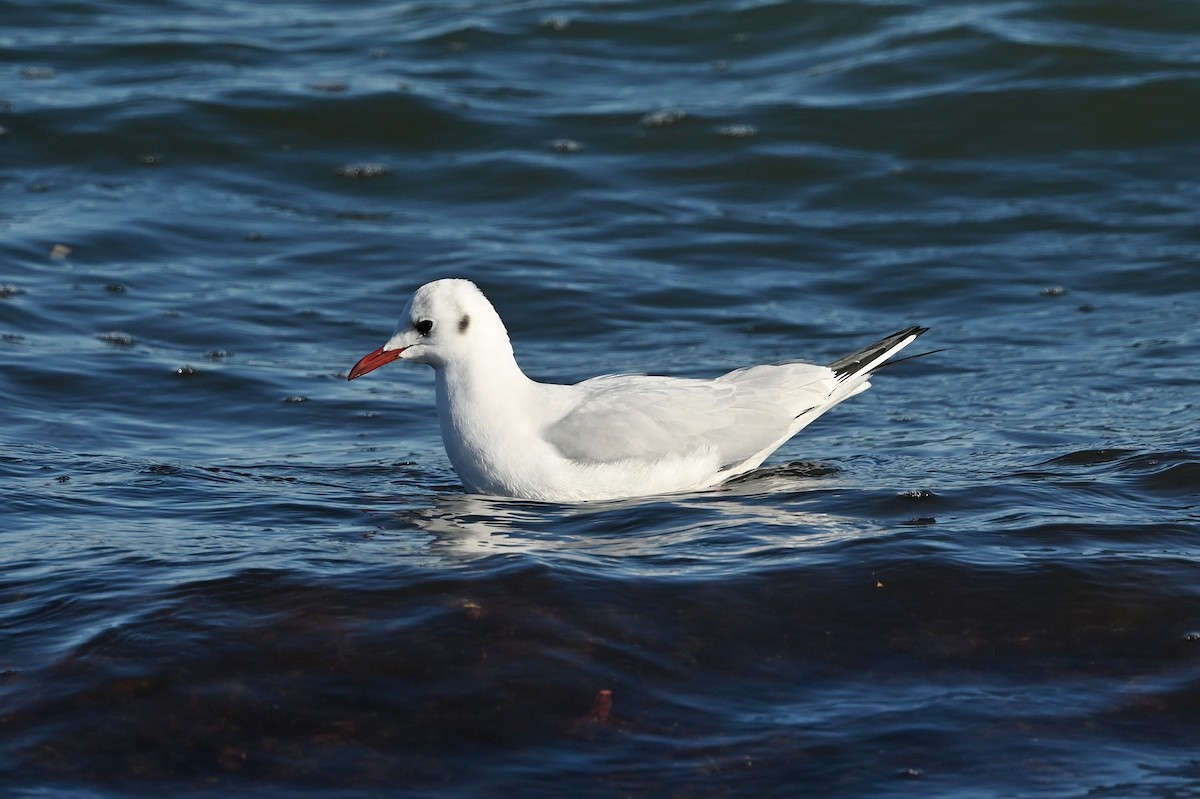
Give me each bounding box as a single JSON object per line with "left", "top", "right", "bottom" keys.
{"left": 828, "top": 326, "right": 929, "bottom": 380}
{"left": 873, "top": 347, "right": 946, "bottom": 372}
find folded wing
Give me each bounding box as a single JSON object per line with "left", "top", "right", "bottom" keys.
{"left": 543, "top": 362, "right": 837, "bottom": 471}
{"left": 542, "top": 326, "right": 928, "bottom": 474}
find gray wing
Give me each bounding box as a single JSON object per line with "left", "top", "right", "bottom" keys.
{"left": 542, "top": 362, "right": 837, "bottom": 468}
{"left": 542, "top": 326, "right": 928, "bottom": 470}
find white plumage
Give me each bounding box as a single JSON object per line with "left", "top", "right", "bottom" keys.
{"left": 348, "top": 278, "right": 926, "bottom": 502}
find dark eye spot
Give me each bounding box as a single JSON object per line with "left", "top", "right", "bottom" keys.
{"left": 458, "top": 314, "right": 470, "bottom": 334}
{"left": 414, "top": 319, "right": 433, "bottom": 335}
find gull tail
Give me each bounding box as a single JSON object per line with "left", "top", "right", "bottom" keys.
{"left": 828, "top": 326, "right": 930, "bottom": 381}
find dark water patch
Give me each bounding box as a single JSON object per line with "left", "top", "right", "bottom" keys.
{"left": 1024, "top": 448, "right": 1200, "bottom": 500}
{"left": 195, "top": 89, "right": 495, "bottom": 153}
{"left": 5, "top": 546, "right": 1200, "bottom": 795}
{"left": 1043, "top": 448, "right": 1136, "bottom": 466}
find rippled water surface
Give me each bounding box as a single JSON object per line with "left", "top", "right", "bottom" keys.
{"left": 3, "top": 1, "right": 1199, "bottom": 796}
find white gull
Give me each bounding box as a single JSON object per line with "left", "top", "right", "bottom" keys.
{"left": 348, "top": 278, "right": 927, "bottom": 503}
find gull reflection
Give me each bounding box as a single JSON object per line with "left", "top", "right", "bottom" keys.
{"left": 392, "top": 462, "right": 881, "bottom": 571}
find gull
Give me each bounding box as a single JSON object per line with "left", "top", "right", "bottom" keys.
{"left": 348, "top": 278, "right": 927, "bottom": 503}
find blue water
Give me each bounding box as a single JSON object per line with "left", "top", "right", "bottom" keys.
{"left": 3, "top": 1, "right": 1199, "bottom": 796}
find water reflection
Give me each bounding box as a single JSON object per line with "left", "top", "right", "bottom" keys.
{"left": 393, "top": 462, "right": 884, "bottom": 574}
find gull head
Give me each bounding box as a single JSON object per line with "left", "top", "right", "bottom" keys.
{"left": 347, "top": 278, "right": 511, "bottom": 379}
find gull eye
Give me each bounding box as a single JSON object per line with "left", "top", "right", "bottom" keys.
{"left": 414, "top": 319, "right": 433, "bottom": 336}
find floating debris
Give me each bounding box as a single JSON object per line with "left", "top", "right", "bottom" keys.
{"left": 50, "top": 243, "right": 72, "bottom": 259}
{"left": 541, "top": 16, "right": 569, "bottom": 31}
{"left": 583, "top": 689, "right": 613, "bottom": 723}
{"left": 550, "top": 139, "right": 583, "bottom": 153}
{"left": 336, "top": 163, "right": 390, "bottom": 179}
{"left": 283, "top": 395, "right": 308, "bottom": 403}
{"left": 641, "top": 109, "right": 686, "bottom": 128}
{"left": 99, "top": 331, "right": 136, "bottom": 347}
{"left": 718, "top": 124, "right": 757, "bottom": 138}
{"left": 1040, "top": 285, "right": 1066, "bottom": 296}
{"left": 105, "top": 283, "right": 126, "bottom": 293}
{"left": 0, "top": 284, "right": 24, "bottom": 299}
{"left": 899, "top": 489, "right": 936, "bottom": 500}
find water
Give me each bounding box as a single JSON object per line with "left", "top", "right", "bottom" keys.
{"left": 2, "top": 0, "right": 1199, "bottom": 796}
